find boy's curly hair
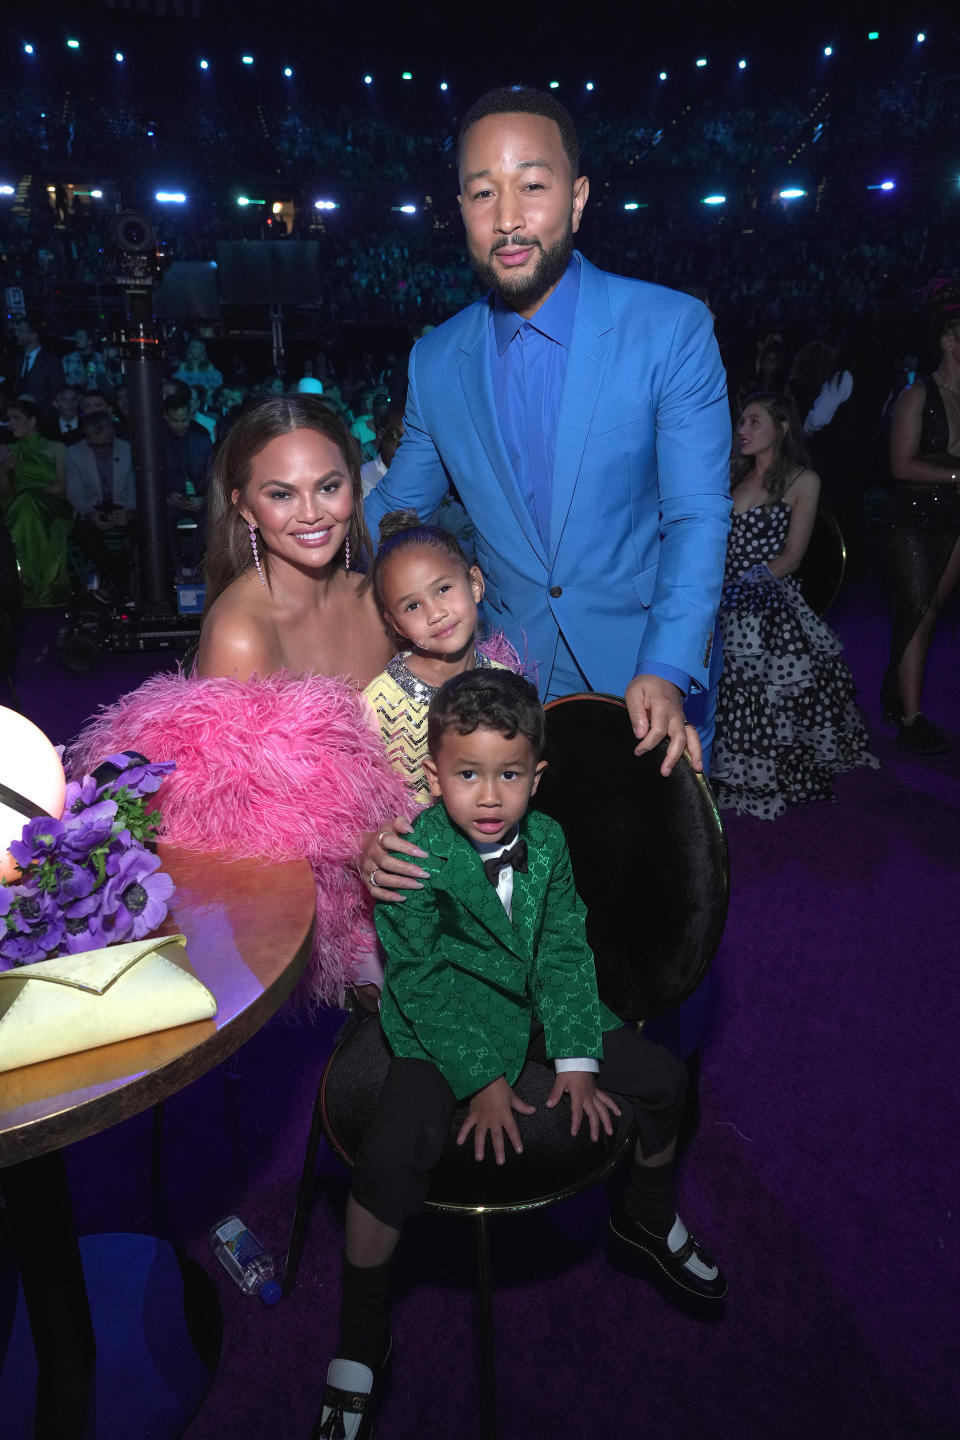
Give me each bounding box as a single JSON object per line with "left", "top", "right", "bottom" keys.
{"left": 427, "top": 670, "right": 545, "bottom": 759}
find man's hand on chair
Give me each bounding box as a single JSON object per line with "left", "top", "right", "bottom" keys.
{"left": 626, "top": 674, "right": 703, "bottom": 776}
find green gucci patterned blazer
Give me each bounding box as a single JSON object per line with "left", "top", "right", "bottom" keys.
{"left": 376, "top": 801, "right": 621, "bottom": 1101}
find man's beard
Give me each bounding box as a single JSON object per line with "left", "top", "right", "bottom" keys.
{"left": 469, "top": 226, "right": 574, "bottom": 311}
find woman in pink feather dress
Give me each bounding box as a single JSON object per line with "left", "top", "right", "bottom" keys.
{"left": 71, "top": 398, "right": 416, "bottom": 1008}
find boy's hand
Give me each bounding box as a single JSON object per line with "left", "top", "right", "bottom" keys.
{"left": 457, "top": 1076, "right": 535, "bottom": 1165}
{"left": 546, "top": 1071, "right": 622, "bottom": 1142}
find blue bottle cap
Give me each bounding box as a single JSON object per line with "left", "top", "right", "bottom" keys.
{"left": 260, "top": 1279, "right": 282, "bottom": 1306}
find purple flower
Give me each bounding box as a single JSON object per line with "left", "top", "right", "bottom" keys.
{"left": 0, "top": 932, "right": 51, "bottom": 966}
{"left": 96, "top": 756, "right": 175, "bottom": 800}
{"left": 62, "top": 913, "right": 109, "bottom": 954}
{"left": 53, "top": 861, "right": 98, "bottom": 904}
{"left": 60, "top": 799, "right": 118, "bottom": 861}
{"left": 8, "top": 816, "right": 65, "bottom": 871}
{"left": 0, "top": 887, "right": 13, "bottom": 919}
{"left": 0, "top": 898, "right": 65, "bottom": 962}
{"left": 62, "top": 775, "right": 99, "bottom": 815}
{"left": 101, "top": 848, "right": 174, "bottom": 940}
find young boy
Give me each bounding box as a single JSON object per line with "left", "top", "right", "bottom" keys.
{"left": 316, "top": 670, "right": 725, "bottom": 1439}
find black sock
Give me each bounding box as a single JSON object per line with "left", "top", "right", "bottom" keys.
{"left": 623, "top": 1159, "right": 676, "bottom": 1238}
{"left": 338, "top": 1257, "right": 392, "bottom": 1371}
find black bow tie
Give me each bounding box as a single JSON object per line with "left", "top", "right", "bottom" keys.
{"left": 482, "top": 835, "right": 527, "bottom": 886}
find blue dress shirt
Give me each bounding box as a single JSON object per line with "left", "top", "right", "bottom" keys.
{"left": 487, "top": 257, "right": 689, "bottom": 695}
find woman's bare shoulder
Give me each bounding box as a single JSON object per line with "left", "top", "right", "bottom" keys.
{"left": 784, "top": 466, "right": 819, "bottom": 503}
{"left": 198, "top": 575, "right": 277, "bottom": 679}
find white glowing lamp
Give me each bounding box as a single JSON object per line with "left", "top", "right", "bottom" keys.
{"left": 0, "top": 709, "right": 66, "bottom": 882}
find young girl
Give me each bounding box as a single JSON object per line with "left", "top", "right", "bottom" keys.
{"left": 712, "top": 392, "right": 877, "bottom": 820}
{"left": 364, "top": 511, "right": 518, "bottom": 799}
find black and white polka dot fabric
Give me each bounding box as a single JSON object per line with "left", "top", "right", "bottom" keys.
{"left": 711, "top": 500, "right": 878, "bottom": 820}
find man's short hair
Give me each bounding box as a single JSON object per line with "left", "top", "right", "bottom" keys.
{"left": 163, "top": 392, "right": 191, "bottom": 415}
{"left": 458, "top": 86, "right": 580, "bottom": 179}
{"left": 427, "top": 669, "right": 545, "bottom": 759}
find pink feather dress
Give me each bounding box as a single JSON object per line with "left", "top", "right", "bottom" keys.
{"left": 67, "top": 671, "right": 419, "bottom": 1008}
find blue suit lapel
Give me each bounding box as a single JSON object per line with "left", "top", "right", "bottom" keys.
{"left": 458, "top": 309, "right": 547, "bottom": 565}
{"left": 550, "top": 256, "right": 614, "bottom": 557}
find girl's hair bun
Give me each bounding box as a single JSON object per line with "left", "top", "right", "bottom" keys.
{"left": 378, "top": 509, "right": 424, "bottom": 544}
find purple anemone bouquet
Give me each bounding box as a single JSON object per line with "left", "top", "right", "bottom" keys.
{"left": 0, "top": 753, "right": 176, "bottom": 971}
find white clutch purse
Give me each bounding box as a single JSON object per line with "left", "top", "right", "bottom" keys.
{"left": 0, "top": 935, "right": 217, "bottom": 1074}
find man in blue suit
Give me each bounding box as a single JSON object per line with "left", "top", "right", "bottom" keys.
{"left": 365, "top": 86, "right": 731, "bottom": 898}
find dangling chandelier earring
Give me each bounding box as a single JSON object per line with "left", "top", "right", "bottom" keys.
{"left": 344, "top": 534, "right": 352, "bottom": 571}
{"left": 248, "top": 521, "right": 266, "bottom": 586}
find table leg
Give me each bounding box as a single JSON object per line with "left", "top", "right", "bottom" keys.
{"left": 3, "top": 1149, "right": 96, "bottom": 1439}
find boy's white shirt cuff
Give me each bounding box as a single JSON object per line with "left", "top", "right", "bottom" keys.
{"left": 554, "top": 1058, "right": 599, "bottom": 1073}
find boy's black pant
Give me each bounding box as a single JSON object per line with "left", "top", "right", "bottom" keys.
{"left": 351, "top": 1022, "right": 687, "bottom": 1230}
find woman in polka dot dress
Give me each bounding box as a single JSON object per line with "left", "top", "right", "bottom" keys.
{"left": 711, "top": 392, "right": 877, "bottom": 819}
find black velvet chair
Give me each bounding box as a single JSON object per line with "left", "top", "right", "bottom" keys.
{"left": 284, "top": 696, "right": 729, "bottom": 1438}
{"left": 795, "top": 508, "right": 846, "bottom": 617}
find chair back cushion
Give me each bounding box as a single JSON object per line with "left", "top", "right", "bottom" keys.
{"left": 532, "top": 695, "right": 728, "bottom": 1020}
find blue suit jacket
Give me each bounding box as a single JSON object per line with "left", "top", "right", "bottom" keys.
{"left": 366, "top": 254, "right": 732, "bottom": 697}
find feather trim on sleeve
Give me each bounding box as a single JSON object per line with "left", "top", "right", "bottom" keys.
{"left": 67, "top": 671, "right": 419, "bottom": 1008}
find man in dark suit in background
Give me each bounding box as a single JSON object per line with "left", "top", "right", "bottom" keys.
{"left": 13, "top": 317, "right": 65, "bottom": 408}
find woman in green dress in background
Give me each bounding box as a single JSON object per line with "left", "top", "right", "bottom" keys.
{"left": 0, "top": 398, "right": 72, "bottom": 607}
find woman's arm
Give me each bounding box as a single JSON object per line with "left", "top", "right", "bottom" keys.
{"left": 767, "top": 468, "right": 820, "bottom": 577}
{"left": 890, "top": 383, "right": 960, "bottom": 484}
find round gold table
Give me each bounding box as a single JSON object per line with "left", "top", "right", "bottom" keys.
{"left": 0, "top": 848, "right": 315, "bottom": 1439}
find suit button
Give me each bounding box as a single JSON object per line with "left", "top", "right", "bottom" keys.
{"left": 549, "top": 585, "right": 562, "bottom": 598}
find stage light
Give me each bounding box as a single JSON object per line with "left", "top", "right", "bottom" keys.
{"left": 696, "top": 58, "right": 707, "bottom": 68}
{"left": 399, "top": 204, "right": 417, "bottom": 214}
{"left": 440, "top": 81, "right": 448, "bottom": 91}
{"left": 200, "top": 59, "right": 209, "bottom": 70}
{"left": 586, "top": 82, "right": 594, "bottom": 91}
{"left": 364, "top": 74, "right": 373, "bottom": 84}
{"left": 738, "top": 59, "right": 747, "bottom": 70}
{"left": 242, "top": 55, "right": 254, "bottom": 65}
{"left": 659, "top": 71, "right": 667, "bottom": 80}
{"left": 868, "top": 31, "right": 879, "bottom": 40}
{"left": 779, "top": 188, "right": 806, "bottom": 200}
{"left": 237, "top": 196, "right": 250, "bottom": 206}
{"left": 284, "top": 67, "right": 293, "bottom": 77}
{"left": 880, "top": 180, "right": 895, "bottom": 190}
{"left": 67, "top": 39, "right": 79, "bottom": 50}
{"left": 0, "top": 186, "right": 14, "bottom": 196}
{"left": 314, "top": 199, "right": 338, "bottom": 210}
{"left": 23, "top": 44, "right": 34, "bottom": 55}
{"left": 156, "top": 192, "right": 186, "bottom": 204}
{"left": 916, "top": 32, "right": 925, "bottom": 42}
{"left": 401, "top": 71, "right": 412, "bottom": 80}
{"left": 115, "top": 52, "right": 124, "bottom": 63}
{"left": 624, "top": 202, "right": 639, "bottom": 211}
{"left": 702, "top": 195, "right": 726, "bottom": 205}
{"left": 91, "top": 189, "right": 103, "bottom": 199}
{"left": 549, "top": 81, "right": 559, "bottom": 89}
{"left": 823, "top": 46, "right": 833, "bottom": 56}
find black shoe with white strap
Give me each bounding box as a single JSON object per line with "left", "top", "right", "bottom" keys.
{"left": 609, "top": 1211, "right": 727, "bottom": 1300}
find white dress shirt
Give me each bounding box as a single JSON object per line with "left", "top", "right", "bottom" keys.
{"left": 474, "top": 831, "right": 598, "bottom": 1075}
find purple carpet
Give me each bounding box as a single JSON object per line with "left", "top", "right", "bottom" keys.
{"left": 3, "top": 576, "right": 959, "bottom": 1440}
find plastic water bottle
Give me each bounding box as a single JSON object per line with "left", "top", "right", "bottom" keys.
{"left": 210, "top": 1215, "right": 282, "bottom": 1305}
